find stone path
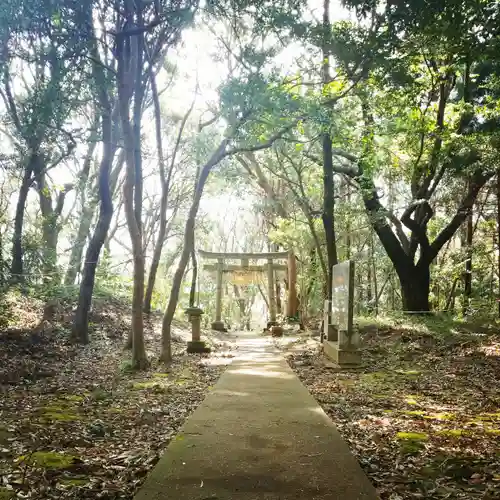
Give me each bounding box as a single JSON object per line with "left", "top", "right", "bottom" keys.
{"left": 134, "top": 332, "right": 378, "bottom": 500}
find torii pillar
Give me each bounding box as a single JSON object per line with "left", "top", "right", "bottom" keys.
{"left": 267, "top": 258, "right": 277, "bottom": 326}
{"left": 212, "top": 258, "right": 225, "bottom": 331}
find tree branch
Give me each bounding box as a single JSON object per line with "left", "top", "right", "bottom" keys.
{"left": 401, "top": 199, "right": 433, "bottom": 258}
{"left": 55, "top": 183, "right": 74, "bottom": 217}
{"left": 225, "top": 119, "right": 300, "bottom": 156}
{"left": 428, "top": 170, "right": 493, "bottom": 262}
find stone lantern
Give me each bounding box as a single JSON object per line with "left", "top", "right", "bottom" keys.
{"left": 184, "top": 307, "right": 211, "bottom": 354}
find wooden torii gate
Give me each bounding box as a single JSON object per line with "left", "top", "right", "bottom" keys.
{"left": 199, "top": 250, "right": 291, "bottom": 331}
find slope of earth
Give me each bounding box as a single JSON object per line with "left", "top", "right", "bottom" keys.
{"left": 275, "top": 317, "right": 500, "bottom": 500}
{"left": 0, "top": 293, "right": 233, "bottom": 499}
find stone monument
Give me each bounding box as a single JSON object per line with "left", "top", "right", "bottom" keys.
{"left": 323, "top": 261, "right": 361, "bottom": 366}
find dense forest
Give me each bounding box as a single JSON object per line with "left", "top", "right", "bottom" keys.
{"left": 1, "top": 1, "right": 500, "bottom": 499}
{"left": 1, "top": 0, "right": 499, "bottom": 352}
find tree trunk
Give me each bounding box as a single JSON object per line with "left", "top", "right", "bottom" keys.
{"left": 463, "top": 189, "right": 473, "bottom": 315}
{"left": 321, "top": 0, "right": 337, "bottom": 300}
{"left": 398, "top": 264, "right": 431, "bottom": 313}
{"left": 362, "top": 168, "right": 491, "bottom": 314}
{"left": 35, "top": 170, "right": 59, "bottom": 279}
{"left": 366, "top": 259, "right": 373, "bottom": 313}
{"left": 161, "top": 210, "right": 196, "bottom": 363}
{"left": 497, "top": 169, "right": 500, "bottom": 318}
{"left": 144, "top": 197, "right": 167, "bottom": 313}
{"left": 357, "top": 264, "right": 363, "bottom": 315}
{"left": 143, "top": 68, "right": 193, "bottom": 313}
{"left": 233, "top": 285, "right": 246, "bottom": 329}
{"left": 10, "top": 164, "right": 33, "bottom": 283}
{"left": 72, "top": 21, "right": 116, "bottom": 344}
{"left": 345, "top": 181, "right": 351, "bottom": 260}
{"left": 275, "top": 282, "right": 282, "bottom": 314}
{"left": 372, "top": 259, "right": 379, "bottom": 316}
{"left": 161, "top": 139, "right": 229, "bottom": 362}
{"left": 118, "top": 29, "right": 148, "bottom": 369}
{"left": 390, "top": 272, "right": 397, "bottom": 310}
{"left": 445, "top": 277, "right": 459, "bottom": 312}
{"left": 64, "top": 205, "right": 95, "bottom": 285}
{"left": 72, "top": 141, "right": 115, "bottom": 343}
{"left": 189, "top": 247, "right": 198, "bottom": 308}
{"left": 371, "top": 230, "right": 378, "bottom": 315}
{"left": 64, "top": 136, "right": 98, "bottom": 286}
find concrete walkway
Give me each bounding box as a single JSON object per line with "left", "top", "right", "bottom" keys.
{"left": 134, "top": 332, "right": 378, "bottom": 500}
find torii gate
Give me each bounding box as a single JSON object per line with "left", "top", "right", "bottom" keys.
{"left": 199, "top": 250, "right": 293, "bottom": 331}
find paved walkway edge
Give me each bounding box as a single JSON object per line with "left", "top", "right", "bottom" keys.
{"left": 134, "top": 334, "right": 379, "bottom": 500}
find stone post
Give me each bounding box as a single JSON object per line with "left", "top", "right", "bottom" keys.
{"left": 185, "top": 307, "right": 210, "bottom": 353}
{"left": 323, "top": 299, "right": 338, "bottom": 343}
{"left": 322, "top": 299, "right": 329, "bottom": 343}
{"left": 267, "top": 259, "right": 277, "bottom": 326}
{"left": 212, "top": 258, "right": 225, "bottom": 331}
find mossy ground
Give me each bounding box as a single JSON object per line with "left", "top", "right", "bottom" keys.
{"left": 0, "top": 487, "right": 15, "bottom": 500}
{"left": 0, "top": 301, "right": 230, "bottom": 499}
{"left": 17, "top": 451, "right": 77, "bottom": 469}
{"left": 281, "top": 316, "right": 500, "bottom": 499}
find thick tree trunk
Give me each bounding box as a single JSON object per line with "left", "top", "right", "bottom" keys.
{"left": 10, "top": 165, "right": 33, "bottom": 283}
{"left": 398, "top": 264, "right": 431, "bottom": 313}
{"left": 116, "top": 13, "right": 148, "bottom": 369}
{"left": 121, "top": 107, "right": 148, "bottom": 368}
{"left": 362, "top": 166, "right": 491, "bottom": 315}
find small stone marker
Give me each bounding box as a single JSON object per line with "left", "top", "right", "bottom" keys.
{"left": 323, "top": 299, "right": 338, "bottom": 342}
{"left": 184, "top": 307, "right": 211, "bottom": 354}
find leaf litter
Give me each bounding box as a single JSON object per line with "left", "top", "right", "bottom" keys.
{"left": 276, "top": 320, "right": 500, "bottom": 499}
{"left": 0, "top": 297, "right": 233, "bottom": 499}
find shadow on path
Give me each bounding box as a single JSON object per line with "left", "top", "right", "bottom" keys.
{"left": 134, "top": 332, "right": 379, "bottom": 500}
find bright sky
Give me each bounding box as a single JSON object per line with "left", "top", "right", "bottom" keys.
{"left": 165, "top": 0, "right": 351, "bottom": 253}
{"left": 0, "top": 0, "right": 352, "bottom": 274}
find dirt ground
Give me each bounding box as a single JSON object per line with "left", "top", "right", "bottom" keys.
{"left": 0, "top": 294, "right": 234, "bottom": 499}
{"left": 275, "top": 317, "right": 500, "bottom": 500}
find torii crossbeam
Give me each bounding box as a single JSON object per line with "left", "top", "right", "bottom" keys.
{"left": 198, "top": 250, "right": 291, "bottom": 330}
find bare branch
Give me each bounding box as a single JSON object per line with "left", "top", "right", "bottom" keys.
{"left": 225, "top": 119, "right": 300, "bottom": 156}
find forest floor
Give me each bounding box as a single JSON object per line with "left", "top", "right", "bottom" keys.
{"left": 275, "top": 316, "right": 500, "bottom": 500}
{"left": 0, "top": 292, "right": 234, "bottom": 500}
